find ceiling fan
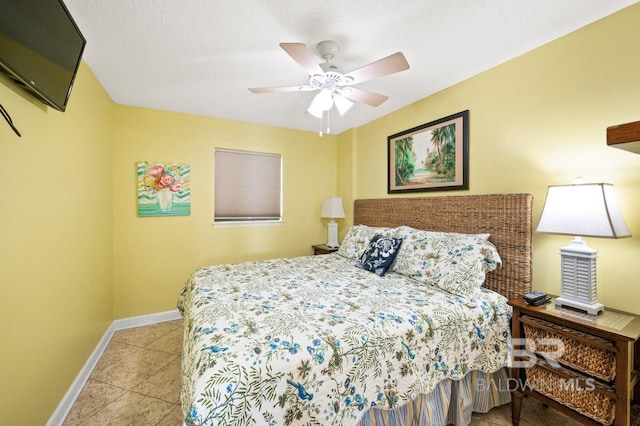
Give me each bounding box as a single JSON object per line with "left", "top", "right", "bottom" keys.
{"left": 249, "top": 40, "right": 410, "bottom": 120}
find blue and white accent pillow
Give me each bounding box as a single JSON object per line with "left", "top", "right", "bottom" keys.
{"left": 337, "top": 225, "right": 393, "bottom": 260}
{"left": 356, "top": 234, "right": 403, "bottom": 276}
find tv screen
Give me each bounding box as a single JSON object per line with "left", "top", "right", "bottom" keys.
{"left": 0, "top": 0, "right": 86, "bottom": 111}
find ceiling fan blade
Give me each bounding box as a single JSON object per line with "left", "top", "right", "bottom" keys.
{"left": 279, "top": 42, "right": 325, "bottom": 77}
{"left": 344, "top": 87, "right": 389, "bottom": 107}
{"left": 345, "top": 52, "right": 409, "bottom": 85}
{"left": 249, "top": 85, "right": 314, "bottom": 94}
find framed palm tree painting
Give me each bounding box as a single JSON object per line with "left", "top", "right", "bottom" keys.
{"left": 387, "top": 110, "right": 468, "bottom": 193}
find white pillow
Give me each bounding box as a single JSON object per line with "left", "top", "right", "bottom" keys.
{"left": 337, "top": 225, "right": 393, "bottom": 260}
{"left": 391, "top": 226, "right": 501, "bottom": 298}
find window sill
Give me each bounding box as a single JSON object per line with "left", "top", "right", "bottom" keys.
{"left": 213, "top": 220, "right": 284, "bottom": 229}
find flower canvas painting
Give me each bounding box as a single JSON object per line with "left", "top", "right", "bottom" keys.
{"left": 137, "top": 161, "right": 190, "bottom": 216}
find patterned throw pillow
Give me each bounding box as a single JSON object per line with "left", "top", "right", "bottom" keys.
{"left": 391, "top": 226, "right": 501, "bottom": 298}
{"left": 356, "top": 234, "right": 403, "bottom": 276}
{"left": 337, "top": 225, "right": 393, "bottom": 260}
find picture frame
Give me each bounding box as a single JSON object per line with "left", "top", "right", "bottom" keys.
{"left": 388, "top": 110, "right": 468, "bottom": 193}
{"left": 137, "top": 161, "right": 191, "bottom": 217}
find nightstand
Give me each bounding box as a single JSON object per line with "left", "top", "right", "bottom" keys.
{"left": 509, "top": 296, "right": 640, "bottom": 426}
{"left": 312, "top": 244, "right": 338, "bottom": 255}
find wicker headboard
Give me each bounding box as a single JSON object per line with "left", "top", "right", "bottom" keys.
{"left": 353, "top": 193, "right": 533, "bottom": 301}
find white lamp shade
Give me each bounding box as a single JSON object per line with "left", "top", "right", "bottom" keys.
{"left": 333, "top": 94, "right": 353, "bottom": 116}
{"left": 536, "top": 183, "right": 631, "bottom": 238}
{"left": 307, "top": 89, "right": 334, "bottom": 118}
{"left": 307, "top": 102, "right": 324, "bottom": 119}
{"left": 320, "top": 197, "right": 345, "bottom": 219}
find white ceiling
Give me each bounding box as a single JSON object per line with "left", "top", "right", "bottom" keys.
{"left": 64, "top": 0, "right": 637, "bottom": 135}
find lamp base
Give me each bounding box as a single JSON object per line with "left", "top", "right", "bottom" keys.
{"left": 555, "top": 296, "right": 604, "bottom": 315}
{"left": 557, "top": 237, "right": 602, "bottom": 316}
{"left": 326, "top": 221, "right": 339, "bottom": 248}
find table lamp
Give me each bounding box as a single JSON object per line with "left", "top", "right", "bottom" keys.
{"left": 321, "top": 197, "right": 345, "bottom": 248}
{"left": 536, "top": 182, "right": 631, "bottom": 315}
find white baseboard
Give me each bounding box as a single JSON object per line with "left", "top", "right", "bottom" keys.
{"left": 113, "top": 309, "right": 183, "bottom": 330}
{"left": 46, "top": 309, "right": 183, "bottom": 426}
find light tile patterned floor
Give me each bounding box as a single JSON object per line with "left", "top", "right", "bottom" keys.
{"left": 62, "top": 320, "right": 184, "bottom": 425}
{"left": 63, "top": 319, "right": 581, "bottom": 425}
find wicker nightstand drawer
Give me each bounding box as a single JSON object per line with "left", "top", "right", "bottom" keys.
{"left": 527, "top": 359, "right": 616, "bottom": 425}
{"left": 522, "top": 315, "right": 616, "bottom": 381}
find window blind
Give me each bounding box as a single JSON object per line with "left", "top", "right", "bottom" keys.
{"left": 214, "top": 148, "right": 282, "bottom": 221}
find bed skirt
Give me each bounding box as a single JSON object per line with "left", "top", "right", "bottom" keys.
{"left": 356, "top": 368, "right": 511, "bottom": 426}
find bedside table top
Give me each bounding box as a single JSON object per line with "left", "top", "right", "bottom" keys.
{"left": 509, "top": 296, "right": 640, "bottom": 341}
{"left": 312, "top": 244, "right": 338, "bottom": 251}
{"left": 312, "top": 244, "right": 339, "bottom": 255}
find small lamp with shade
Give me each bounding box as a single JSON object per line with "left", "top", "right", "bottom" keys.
{"left": 320, "top": 197, "right": 346, "bottom": 248}
{"left": 536, "top": 179, "right": 631, "bottom": 315}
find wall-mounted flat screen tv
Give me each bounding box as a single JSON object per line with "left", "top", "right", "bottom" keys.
{"left": 0, "top": 0, "right": 86, "bottom": 112}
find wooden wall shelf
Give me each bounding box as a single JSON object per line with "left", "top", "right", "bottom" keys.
{"left": 607, "top": 120, "right": 640, "bottom": 154}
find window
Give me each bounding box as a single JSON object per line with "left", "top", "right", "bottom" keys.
{"left": 214, "top": 148, "right": 282, "bottom": 223}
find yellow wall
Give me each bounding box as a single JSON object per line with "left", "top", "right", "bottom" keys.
{"left": 111, "top": 106, "right": 337, "bottom": 318}
{"left": 337, "top": 128, "right": 357, "bottom": 225}
{"left": 342, "top": 4, "right": 640, "bottom": 313}
{"left": 0, "top": 64, "right": 114, "bottom": 424}
{"left": 2, "top": 3, "right": 640, "bottom": 424}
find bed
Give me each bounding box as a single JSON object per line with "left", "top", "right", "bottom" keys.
{"left": 178, "top": 193, "right": 533, "bottom": 425}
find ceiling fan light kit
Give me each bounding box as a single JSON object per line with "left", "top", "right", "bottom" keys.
{"left": 333, "top": 94, "right": 353, "bottom": 116}
{"left": 249, "top": 40, "right": 410, "bottom": 129}
{"left": 307, "top": 89, "right": 333, "bottom": 118}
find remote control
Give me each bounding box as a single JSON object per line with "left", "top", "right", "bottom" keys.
{"left": 529, "top": 295, "right": 552, "bottom": 306}
{"left": 523, "top": 290, "right": 547, "bottom": 304}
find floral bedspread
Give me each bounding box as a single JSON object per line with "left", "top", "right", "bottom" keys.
{"left": 177, "top": 254, "right": 511, "bottom": 426}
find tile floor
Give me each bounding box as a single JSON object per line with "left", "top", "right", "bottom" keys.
{"left": 62, "top": 320, "right": 184, "bottom": 425}
{"left": 63, "top": 319, "right": 581, "bottom": 425}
